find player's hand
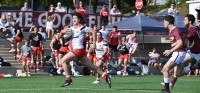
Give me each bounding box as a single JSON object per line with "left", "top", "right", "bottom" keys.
{"left": 163, "top": 50, "right": 172, "bottom": 56}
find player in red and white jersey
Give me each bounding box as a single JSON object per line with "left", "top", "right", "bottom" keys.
{"left": 60, "top": 12, "right": 111, "bottom": 88}
{"left": 160, "top": 15, "right": 186, "bottom": 93}
{"left": 92, "top": 32, "right": 108, "bottom": 84}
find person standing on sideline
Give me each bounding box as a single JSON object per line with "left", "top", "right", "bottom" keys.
{"left": 18, "top": 40, "right": 31, "bottom": 76}
{"left": 60, "top": 12, "right": 111, "bottom": 88}
{"left": 117, "top": 36, "right": 129, "bottom": 76}
{"left": 109, "top": 26, "right": 121, "bottom": 66}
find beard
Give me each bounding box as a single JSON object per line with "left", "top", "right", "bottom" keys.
{"left": 184, "top": 23, "right": 189, "bottom": 28}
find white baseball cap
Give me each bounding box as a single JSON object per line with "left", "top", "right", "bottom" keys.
{"left": 8, "top": 13, "right": 12, "bottom": 16}
{"left": 57, "top": 2, "right": 61, "bottom": 5}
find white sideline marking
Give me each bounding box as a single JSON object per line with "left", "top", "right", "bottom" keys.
{"left": 0, "top": 87, "right": 157, "bottom": 93}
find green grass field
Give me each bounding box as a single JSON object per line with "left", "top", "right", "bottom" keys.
{"left": 0, "top": 75, "right": 199, "bottom": 93}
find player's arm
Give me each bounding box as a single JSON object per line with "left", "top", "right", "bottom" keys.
{"left": 18, "top": 47, "right": 23, "bottom": 62}
{"left": 88, "top": 28, "right": 96, "bottom": 49}
{"left": 102, "top": 42, "right": 108, "bottom": 57}
{"left": 131, "top": 43, "right": 138, "bottom": 54}
{"left": 16, "top": 29, "right": 20, "bottom": 37}
{"left": 50, "top": 37, "right": 56, "bottom": 51}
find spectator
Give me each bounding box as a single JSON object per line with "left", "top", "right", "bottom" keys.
{"left": 100, "top": 5, "right": 109, "bottom": 25}
{"left": 49, "top": 4, "right": 55, "bottom": 12}
{"left": 28, "top": 26, "right": 43, "bottom": 70}
{"left": 18, "top": 40, "right": 31, "bottom": 77}
{"left": 21, "top": 2, "right": 32, "bottom": 11}
{"left": 99, "top": 23, "right": 109, "bottom": 41}
{"left": 148, "top": 48, "right": 162, "bottom": 71}
{"left": 55, "top": 2, "right": 66, "bottom": 12}
{"left": 109, "top": 26, "right": 121, "bottom": 66}
{"left": 0, "top": 15, "right": 11, "bottom": 33}
{"left": 73, "top": 0, "right": 86, "bottom": 24}
{"left": 9, "top": 20, "right": 24, "bottom": 58}
{"left": 130, "top": 10, "right": 136, "bottom": 17}
{"left": 117, "top": 36, "right": 129, "bottom": 76}
{"left": 110, "top": 4, "right": 121, "bottom": 16}
{"left": 38, "top": 26, "right": 46, "bottom": 67}
{"left": 136, "top": 11, "right": 141, "bottom": 16}
{"left": 168, "top": 4, "right": 179, "bottom": 16}
{"left": 46, "top": 12, "right": 56, "bottom": 38}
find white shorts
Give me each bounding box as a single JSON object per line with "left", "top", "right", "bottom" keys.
{"left": 169, "top": 51, "right": 186, "bottom": 64}
{"left": 187, "top": 50, "right": 200, "bottom": 62}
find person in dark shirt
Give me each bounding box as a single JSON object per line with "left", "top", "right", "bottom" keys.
{"left": 9, "top": 20, "right": 23, "bottom": 58}
{"left": 117, "top": 36, "right": 129, "bottom": 76}
{"left": 28, "top": 26, "right": 43, "bottom": 70}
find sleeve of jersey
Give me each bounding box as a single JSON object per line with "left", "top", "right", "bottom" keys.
{"left": 103, "top": 41, "right": 108, "bottom": 49}
{"left": 84, "top": 26, "right": 89, "bottom": 33}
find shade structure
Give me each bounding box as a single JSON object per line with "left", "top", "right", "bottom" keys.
{"left": 106, "top": 15, "right": 166, "bottom": 32}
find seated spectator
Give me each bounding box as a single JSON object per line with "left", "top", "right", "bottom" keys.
{"left": 21, "top": 2, "right": 32, "bottom": 11}
{"left": 148, "top": 48, "right": 162, "bottom": 71}
{"left": 168, "top": 4, "right": 179, "bottom": 16}
{"left": 49, "top": 4, "right": 55, "bottom": 12}
{"left": 55, "top": 2, "right": 66, "bottom": 12}
{"left": 130, "top": 10, "right": 136, "bottom": 17}
{"left": 99, "top": 5, "right": 109, "bottom": 25}
{"left": 110, "top": 4, "right": 121, "bottom": 16}
{"left": 0, "top": 15, "right": 11, "bottom": 37}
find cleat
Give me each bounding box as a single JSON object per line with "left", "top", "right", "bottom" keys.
{"left": 103, "top": 73, "right": 111, "bottom": 88}
{"left": 61, "top": 80, "right": 72, "bottom": 87}
{"left": 160, "top": 89, "right": 170, "bottom": 93}
{"left": 92, "top": 80, "right": 100, "bottom": 84}
{"left": 160, "top": 82, "right": 174, "bottom": 89}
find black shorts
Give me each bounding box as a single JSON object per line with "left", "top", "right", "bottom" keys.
{"left": 109, "top": 44, "right": 118, "bottom": 52}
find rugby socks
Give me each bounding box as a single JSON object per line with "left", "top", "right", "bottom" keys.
{"left": 171, "top": 76, "right": 177, "bottom": 85}
{"left": 66, "top": 76, "right": 72, "bottom": 81}
{"left": 164, "top": 78, "right": 170, "bottom": 91}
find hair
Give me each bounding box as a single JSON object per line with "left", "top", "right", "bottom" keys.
{"left": 11, "top": 19, "right": 16, "bottom": 23}
{"left": 97, "top": 32, "right": 102, "bottom": 36}
{"left": 164, "top": 15, "right": 174, "bottom": 25}
{"left": 185, "top": 14, "right": 195, "bottom": 25}
{"left": 73, "top": 12, "right": 83, "bottom": 22}
{"left": 113, "top": 25, "right": 117, "bottom": 29}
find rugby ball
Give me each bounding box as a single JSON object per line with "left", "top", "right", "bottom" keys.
{"left": 63, "top": 29, "right": 73, "bottom": 42}
{"left": 117, "top": 71, "right": 122, "bottom": 75}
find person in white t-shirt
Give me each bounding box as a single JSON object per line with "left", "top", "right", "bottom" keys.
{"left": 168, "top": 4, "right": 179, "bottom": 16}
{"left": 148, "top": 48, "right": 162, "bottom": 70}
{"left": 46, "top": 12, "right": 56, "bottom": 38}
{"left": 99, "top": 24, "right": 109, "bottom": 41}
{"left": 55, "top": 2, "right": 66, "bottom": 13}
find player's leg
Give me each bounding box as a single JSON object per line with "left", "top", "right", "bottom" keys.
{"left": 60, "top": 52, "right": 77, "bottom": 87}
{"left": 81, "top": 56, "right": 111, "bottom": 88}
{"left": 123, "top": 57, "right": 128, "bottom": 76}
{"left": 93, "top": 59, "right": 103, "bottom": 84}
{"left": 161, "top": 59, "right": 176, "bottom": 92}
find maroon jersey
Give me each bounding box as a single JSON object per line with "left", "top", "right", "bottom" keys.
{"left": 186, "top": 26, "right": 200, "bottom": 54}
{"left": 169, "top": 27, "right": 185, "bottom": 52}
